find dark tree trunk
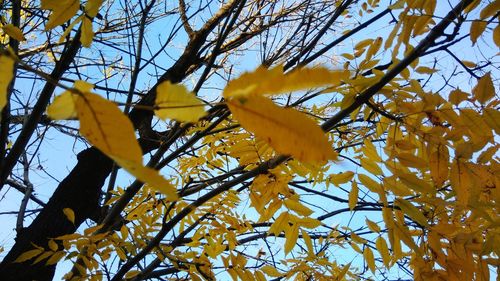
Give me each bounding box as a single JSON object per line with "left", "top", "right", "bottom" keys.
{"left": 0, "top": 148, "right": 113, "bottom": 281}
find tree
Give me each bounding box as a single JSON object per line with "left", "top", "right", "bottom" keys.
{"left": 0, "top": 0, "right": 498, "bottom": 280}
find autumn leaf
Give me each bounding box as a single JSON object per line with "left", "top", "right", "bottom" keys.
{"left": 223, "top": 65, "right": 349, "bottom": 98}
{"left": 47, "top": 91, "right": 77, "bottom": 119}
{"left": 42, "top": 0, "right": 80, "bottom": 30}
{"left": 63, "top": 208, "right": 75, "bottom": 224}
{"left": 155, "top": 81, "right": 206, "bottom": 122}
{"left": 47, "top": 81, "right": 178, "bottom": 199}
{"left": 80, "top": 18, "right": 94, "bottom": 48}
{"left": 226, "top": 95, "right": 337, "bottom": 163}
{"left": 284, "top": 224, "right": 299, "bottom": 255}
{"left": 429, "top": 145, "right": 449, "bottom": 187}
{"left": 472, "top": 73, "right": 494, "bottom": 104}
{"left": 85, "top": 0, "right": 103, "bottom": 17}
{"left": 0, "top": 53, "right": 14, "bottom": 113}
{"left": 74, "top": 88, "right": 178, "bottom": 199}
{"left": 14, "top": 249, "right": 43, "bottom": 263}
{"left": 363, "top": 247, "right": 376, "bottom": 273}
{"left": 349, "top": 181, "right": 359, "bottom": 210}
{"left": 395, "top": 198, "right": 428, "bottom": 227}
{"left": 2, "top": 24, "right": 26, "bottom": 41}
{"left": 470, "top": 20, "right": 487, "bottom": 44}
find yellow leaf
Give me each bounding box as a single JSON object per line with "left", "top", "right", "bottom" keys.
{"left": 395, "top": 198, "right": 428, "bottom": 227}
{"left": 395, "top": 152, "right": 426, "bottom": 169}
{"left": 42, "top": 0, "right": 81, "bottom": 30}
{"left": 117, "top": 160, "right": 178, "bottom": 198}
{"left": 336, "top": 263, "right": 351, "bottom": 281}
{"left": 296, "top": 217, "right": 321, "bottom": 229}
{"left": 358, "top": 174, "right": 383, "bottom": 194}
{"left": 362, "top": 139, "right": 381, "bottom": 161}
{"left": 2, "top": 24, "right": 26, "bottom": 41}
{"left": 63, "top": 208, "right": 75, "bottom": 224}
{"left": 394, "top": 170, "right": 434, "bottom": 194}
{"left": 376, "top": 237, "right": 391, "bottom": 268}
{"left": 223, "top": 65, "right": 349, "bottom": 98}
{"left": 227, "top": 95, "right": 337, "bottom": 163}
{"left": 73, "top": 85, "right": 178, "bottom": 199}
{"left": 365, "top": 218, "right": 381, "bottom": 233}
{"left": 483, "top": 108, "right": 500, "bottom": 135}
{"left": 284, "top": 224, "right": 299, "bottom": 255}
{"left": 480, "top": 0, "right": 500, "bottom": 19}
{"left": 415, "top": 66, "right": 437, "bottom": 74}
{"left": 365, "top": 37, "right": 382, "bottom": 60}
{"left": 268, "top": 212, "right": 288, "bottom": 235}
{"left": 80, "top": 18, "right": 94, "bottom": 48}
{"left": 85, "top": 0, "right": 103, "bottom": 17}
{"left": 449, "top": 88, "right": 469, "bottom": 105}
{"left": 33, "top": 251, "right": 53, "bottom": 264}
{"left": 14, "top": 249, "right": 43, "bottom": 263}
{"left": 301, "top": 229, "right": 314, "bottom": 256}
{"left": 493, "top": 24, "right": 500, "bottom": 47}
{"left": 361, "top": 158, "right": 383, "bottom": 175}
{"left": 450, "top": 159, "right": 471, "bottom": 207}
{"left": 284, "top": 199, "right": 313, "bottom": 216}
{"left": 47, "top": 91, "right": 77, "bottom": 119}
{"left": 261, "top": 265, "right": 281, "bottom": 277}
{"left": 46, "top": 251, "right": 66, "bottom": 265}
{"left": 470, "top": 20, "right": 487, "bottom": 44}
{"left": 363, "top": 247, "right": 376, "bottom": 273}
{"left": 254, "top": 270, "right": 266, "bottom": 281}
{"left": 472, "top": 73, "right": 494, "bottom": 104}
{"left": 329, "top": 171, "right": 354, "bottom": 186}
{"left": 0, "top": 54, "right": 14, "bottom": 113}
{"left": 349, "top": 181, "right": 358, "bottom": 210}
{"left": 155, "top": 81, "right": 206, "bottom": 122}
{"left": 124, "top": 270, "right": 141, "bottom": 279}
{"left": 429, "top": 145, "right": 449, "bottom": 187}
{"left": 48, "top": 240, "right": 58, "bottom": 252}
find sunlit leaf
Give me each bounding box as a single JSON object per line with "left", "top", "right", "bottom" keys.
{"left": 14, "top": 249, "right": 43, "bottom": 263}
{"left": 42, "top": 0, "right": 81, "bottom": 30}
{"left": 0, "top": 53, "right": 14, "bottom": 113}
{"left": 284, "top": 224, "right": 299, "bottom": 255}
{"left": 155, "top": 81, "right": 206, "bottom": 122}
{"left": 470, "top": 20, "right": 487, "bottom": 44}
{"left": 429, "top": 145, "right": 449, "bottom": 187}
{"left": 47, "top": 91, "right": 77, "bottom": 119}
{"left": 223, "top": 65, "right": 349, "bottom": 98}
{"left": 227, "top": 95, "right": 336, "bottom": 163}
{"left": 376, "top": 237, "right": 391, "bottom": 268}
{"left": 63, "top": 208, "right": 75, "bottom": 224}
{"left": 81, "top": 18, "right": 94, "bottom": 48}
{"left": 284, "top": 199, "right": 313, "bottom": 216}
{"left": 349, "top": 181, "right": 358, "bottom": 210}
{"left": 472, "top": 73, "right": 494, "bottom": 104}
{"left": 85, "top": 0, "right": 103, "bottom": 17}
{"left": 73, "top": 82, "right": 178, "bottom": 199}
{"left": 395, "top": 198, "right": 428, "bottom": 227}
{"left": 363, "top": 246, "right": 375, "bottom": 273}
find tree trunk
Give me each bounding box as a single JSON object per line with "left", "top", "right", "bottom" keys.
{"left": 0, "top": 148, "right": 113, "bottom": 281}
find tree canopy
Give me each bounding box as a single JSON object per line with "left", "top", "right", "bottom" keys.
{"left": 0, "top": 0, "right": 499, "bottom": 280}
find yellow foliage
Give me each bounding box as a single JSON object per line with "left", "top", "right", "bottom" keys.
{"left": 155, "top": 81, "right": 206, "bottom": 122}
{"left": 227, "top": 95, "right": 337, "bottom": 163}
{"left": 0, "top": 53, "right": 14, "bottom": 113}
{"left": 2, "top": 24, "right": 26, "bottom": 41}
{"left": 41, "top": 0, "right": 80, "bottom": 30}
